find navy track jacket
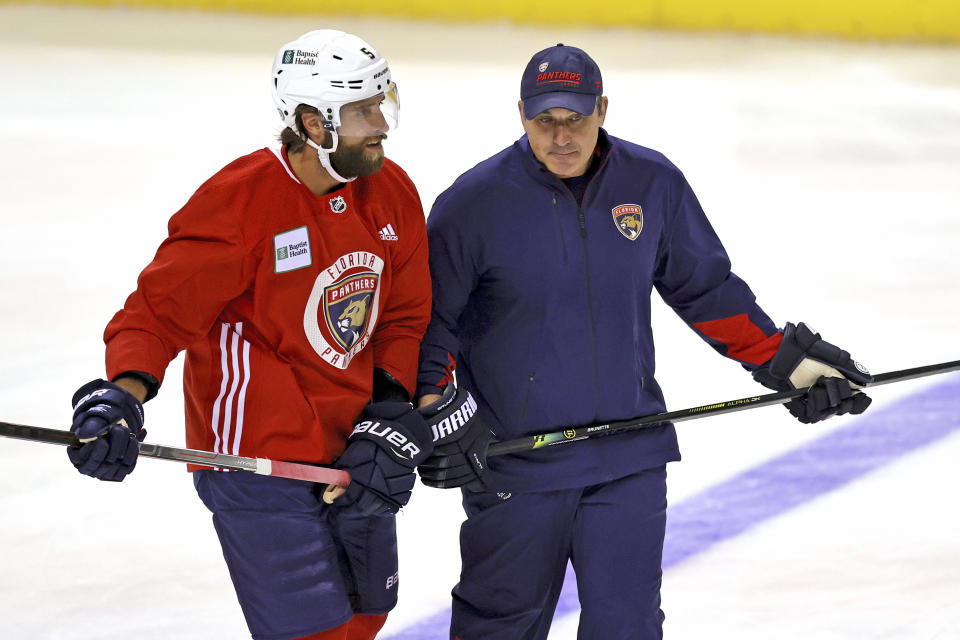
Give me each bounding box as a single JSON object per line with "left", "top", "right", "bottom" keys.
{"left": 417, "top": 129, "right": 783, "bottom": 492}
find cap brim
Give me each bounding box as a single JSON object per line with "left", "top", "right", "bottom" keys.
{"left": 523, "top": 91, "right": 597, "bottom": 120}
{"left": 522, "top": 92, "right": 597, "bottom": 119}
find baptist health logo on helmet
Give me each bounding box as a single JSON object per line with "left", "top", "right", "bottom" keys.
{"left": 303, "top": 251, "right": 384, "bottom": 369}
{"left": 282, "top": 49, "right": 318, "bottom": 65}
{"left": 275, "top": 226, "right": 312, "bottom": 273}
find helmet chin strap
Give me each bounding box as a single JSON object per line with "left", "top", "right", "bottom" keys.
{"left": 305, "top": 136, "right": 356, "bottom": 184}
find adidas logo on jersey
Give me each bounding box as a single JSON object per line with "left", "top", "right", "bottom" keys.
{"left": 378, "top": 224, "right": 398, "bottom": 241}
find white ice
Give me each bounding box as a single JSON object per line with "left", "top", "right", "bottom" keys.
{"left": 1, "top": 5, "right": 958, "bottom": 639}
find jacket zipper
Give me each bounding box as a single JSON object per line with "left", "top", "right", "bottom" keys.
{"left": 562, "top": 153, "right": 610, "bottom": 414}
{"left": 577, "top": 202, "right": 599, "bottom": 406}
{"left": 551, "top": 193, "right": 568, "bottom": 263}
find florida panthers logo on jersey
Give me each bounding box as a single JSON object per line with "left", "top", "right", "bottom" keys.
{"left": 303, "top": 251, "right": 384, "bottom": 369}
{"left": 324, "top": 274, "right": 377, "bottom": 350}
{"left": 612, "top": 203, "right": 644, "bottom": 241}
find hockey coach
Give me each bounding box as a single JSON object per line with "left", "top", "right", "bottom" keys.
{"left": 414, "top": 43, "right": 873, "bottom": 639}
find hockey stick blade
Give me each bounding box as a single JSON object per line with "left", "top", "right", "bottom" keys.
{"left": 487, "top": 359, "right": 960, "bottom": 457}
{"left": 0, "top": 421, "right": 350, "bottom": 486}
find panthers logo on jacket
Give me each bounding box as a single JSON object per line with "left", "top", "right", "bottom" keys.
{"left": 612, "top": 203, "right": 643, "bottom": 241}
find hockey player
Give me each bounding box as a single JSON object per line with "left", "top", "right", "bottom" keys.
{"left": 415, "top": 44, "right": 872, "bottom": 639}
{"left": 66, "top": 30, "right": 437, "bottom": 640}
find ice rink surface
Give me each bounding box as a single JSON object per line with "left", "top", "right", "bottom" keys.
{"left": 1, "top": 5, "right": 958, "bottom": 638}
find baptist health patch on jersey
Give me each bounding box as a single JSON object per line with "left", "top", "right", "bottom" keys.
{"left": 612, "top": 203, "right": 644, "bottom": 241}
{"left": 303, "top": 251, "right": 384, "bottom": 369}
{"left": 275, "top": 226, "right": 312, "bottom": 273}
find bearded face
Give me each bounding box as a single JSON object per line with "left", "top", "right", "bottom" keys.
{"left": 329, "top": 134, "right": 387, "bottom": 179}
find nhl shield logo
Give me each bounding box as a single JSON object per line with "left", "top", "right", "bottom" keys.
{"left": 612, "top": 203, "right": 644, "bottom": 241}
{"left": 323, "top": 271, "right": 379, "bottom": 350}
{"left": 329, "top": 195, "right": 347, "bottom": 214}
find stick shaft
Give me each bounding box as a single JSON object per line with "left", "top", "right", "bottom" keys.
{"left": 487, "top": 359, "right": 960, "bottom": 458}
{"left": 0, "top": 421, "right": 350, "bottom": 486}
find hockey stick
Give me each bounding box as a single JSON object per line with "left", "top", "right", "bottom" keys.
{"left": 0, "top": 421, "right": 351, "bottom": 486}
{"left": 487, "top": 359, "right": 960, "bottom": 457}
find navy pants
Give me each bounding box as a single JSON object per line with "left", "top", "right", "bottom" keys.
{"left": 194, "top": 469, "right": 399, "bottom": 640}
{"left": 451, "top": 466, "right": 667, "bottom": 640}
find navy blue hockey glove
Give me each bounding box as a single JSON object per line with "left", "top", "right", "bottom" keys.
{"left": 68, "top": 379, "right": 146, "bottom": 482}
{"left": 331, "top": 402, "right": 434, "bottom": 516}
{"left": 417, "top": 385, "right": 492, "bottom": 491}
{"left": 753, "top": 322, "right": 873, "bottom": 424}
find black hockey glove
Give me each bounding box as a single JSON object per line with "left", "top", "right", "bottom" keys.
{"left": 753, "top": 322, "right": 873, "bottom": 424}
{"left": 332, "top": 402, "right": 434, "bottom": 516}
{"left": 417, "top": 384, "right": 492, "bottom": 491}
{"left": 68, "top": 379, "right": 146, "bottom": 482}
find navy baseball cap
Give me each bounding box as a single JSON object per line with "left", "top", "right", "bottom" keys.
{"left": 520, "top": 43, "right": 603, "bottom": 119}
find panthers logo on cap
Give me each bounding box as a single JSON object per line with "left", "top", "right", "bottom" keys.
{"left": 612, "top": 203, "right": 644, "bottom": 241}
{"left": 539, "top": 61, "right": 549, "bottom": 72}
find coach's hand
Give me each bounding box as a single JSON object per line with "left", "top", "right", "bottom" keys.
{"left": 417, "top": 384, "right": 492, "bottom": 491}
{"left": 68, "top": 379, "right": 146, "bottom": 482}
{"left": 753, "top": 322, "right": 873, "bottom": 424}
{"left": 326, "top": 402, "right": 434, "bottom": 516}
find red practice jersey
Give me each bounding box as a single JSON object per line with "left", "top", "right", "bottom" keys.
{"left": 104, "top": 147, "right": 431, "bottom": 465}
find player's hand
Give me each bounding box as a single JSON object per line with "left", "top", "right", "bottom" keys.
{"left": 68, "top": 379, "right": 146, "bottom": 482}
{"left": 328, "top": 402, "right": 434, "bottom": 516}
{"left": 417, "top": 384, "right": 492, "bottom": 490}
{"left": 753, "top": 322, "right": 873, "bottom": 424}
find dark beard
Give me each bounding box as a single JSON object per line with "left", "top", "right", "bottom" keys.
{"left": 330, "top": 138, "right": 385, "bottom": 179}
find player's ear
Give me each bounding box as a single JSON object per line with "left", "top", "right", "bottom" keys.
{"left": 301, "top": 112, "right": 332, "bottom": 147}
{"left": 596, "top": 96, "right": 608, "bottom": 125}
{"left": 518, "top": 100, "right": 526, "bottom": 123}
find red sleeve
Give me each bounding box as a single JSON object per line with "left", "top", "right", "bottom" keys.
{"left": 104, "top": 182, "right": 258, "bottom": 385}
{"left": 369, "top": 168, "right": 431, "bottom": 397}
{"left": 693, "top": 314, "right": 783, "bottom": 366}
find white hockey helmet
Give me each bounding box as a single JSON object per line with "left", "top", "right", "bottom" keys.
{"left": 271, "top": 29, "right": 399, "bottom": 145}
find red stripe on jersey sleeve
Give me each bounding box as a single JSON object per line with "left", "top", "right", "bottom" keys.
{"left": 693, "top": 313, "right": 783, "bottom": 366}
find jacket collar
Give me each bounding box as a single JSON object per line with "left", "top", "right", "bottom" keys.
{"left": 516, "top": 127, "right": 613, "bottom": 187}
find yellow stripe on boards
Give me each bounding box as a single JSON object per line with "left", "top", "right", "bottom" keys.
{"left": 10, "top": 0, "right": 960, "bottom": 42}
